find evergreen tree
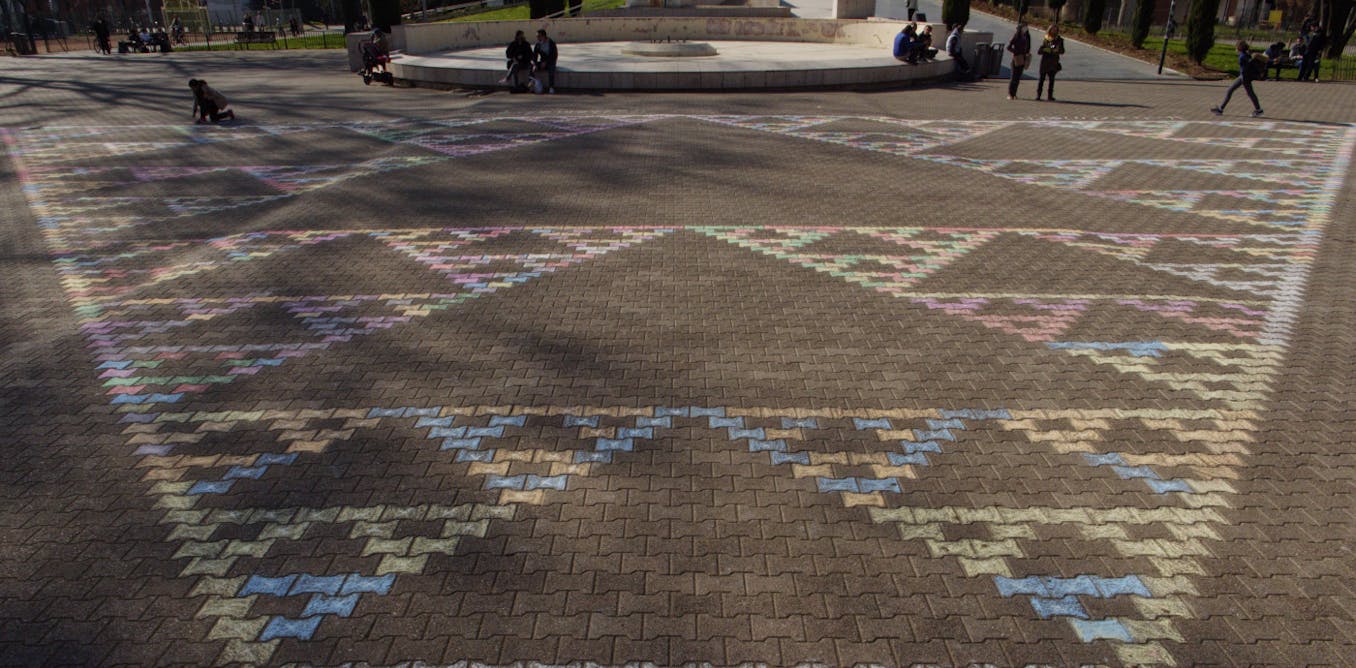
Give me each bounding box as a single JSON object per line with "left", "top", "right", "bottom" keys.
{"left": 1185, "top": 0, "right": 1221, "bottom": 63}
{"left": 1084, "top": 0, "right": 1106, "bottom": 33}
{"left": 942, "top": 0, "right": 971, "bottom": 27}
{"left": 1048, "top": 0, "right": 1067, "bottom": 21}
{"left": 1130, "top": 0, "right": 1155, "bottom": 48}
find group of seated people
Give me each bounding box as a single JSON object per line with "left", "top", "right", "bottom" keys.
{"left": 124, "top": 25, "right": 171, "bottom": 52}
{"left": 1261, "top": 27, "right": 1326, "bottom": 81}
{"left": 893, "top": 22, "right": 939, "bottom": 64}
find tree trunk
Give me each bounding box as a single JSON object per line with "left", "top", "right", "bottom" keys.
{"left": 1324, "top": 0, "right": 1356, "bottom": 57}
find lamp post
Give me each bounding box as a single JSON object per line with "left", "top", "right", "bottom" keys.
{"left": 1158, "top": 0, "right": 1176, "bottom": 74}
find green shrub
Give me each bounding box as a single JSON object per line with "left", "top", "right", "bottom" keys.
{"left": 1130, "top": 0, "right": 1154, "bottom": 48}
{"left": 1185, "top": 0, "right": 1220, "bottom": 63}
{"left": 942, "top": 0, "right": 970, "bottom": 27}
{"left": 1083, "top": 0, "right": 1106, "bottom": 34}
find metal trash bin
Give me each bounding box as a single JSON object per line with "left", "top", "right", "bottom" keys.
{"left": 988, "top": 42, "right": 1006, "bottom": 77}
{"left": 9, "top": 33, "right": 35, "bottom": 55}
{"left": 973, "top": 42, "right": 991, "bottom": 76}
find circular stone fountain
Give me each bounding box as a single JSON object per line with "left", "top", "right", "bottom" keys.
{"left": 381, "top": 18, "right": 990, "bottom": 91}
{"left": 620, "top": 41, "right": 719, "bottom": 57}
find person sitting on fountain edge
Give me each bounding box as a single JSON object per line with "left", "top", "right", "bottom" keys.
{"left": 893, "top": 23, "right": 921, "bottom": 64}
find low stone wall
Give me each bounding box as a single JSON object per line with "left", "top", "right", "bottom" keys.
{"left": 388, "top": 17, "right": 981, "bottom": 57}
{"left": 392, "top": 49, "right": 959, "bottom": 89}
{"left": 833, "top": 0, "right": 875, "bottom": 19}
{"left": 352, "top": 17, "right": 992, "bottom": 88}
{"left": 588, "top": 7, "right": 795, "bottom": 17}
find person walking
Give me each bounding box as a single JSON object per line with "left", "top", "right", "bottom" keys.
{"left": 1211, "top": 41, "right": 1263, "bottom": 117}
{"left": 533, "top": 29, "right": 558, "bottom": 93}
{"left": 1006, "top": 23, "right": 1032, "bottom": 100}
{"left": 946, "top": 24, "right": 971, "bottom": 79}
{"left": 93, "top": 17, "right": 111, "bottom": 54}
{"left": 906, "top": 0, "right": 919, "bottom": 21}
{"left": 1036, "top": 24, "right": 1064, "bottom": 101}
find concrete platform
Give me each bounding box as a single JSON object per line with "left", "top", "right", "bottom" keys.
{"left": 392, "top": 40, "right": 953, "bottom": 89}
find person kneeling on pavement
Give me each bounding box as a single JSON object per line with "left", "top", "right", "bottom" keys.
{"left": 189, "top": 79, "right": 235, "bottom": 124}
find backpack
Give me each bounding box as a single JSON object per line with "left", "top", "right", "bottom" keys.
{"left": 1246, "top": 53, "right": 1267, "bottom": 80}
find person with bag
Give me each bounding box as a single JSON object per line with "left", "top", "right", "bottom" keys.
{"left": 1036, "top": 24, "right": 1065, "bottom": 101}
{"left": 1006, "top": 23, "right": 1031, "bottom": 100}
{"left": 532, "top": 29, "right": 558, "bottom": 94}
{"left": 946, "top": 24, "right": 971, "bottom": 79}
{"left": 1211, "top": 41, "right": 1264, "bottom": 117}
{"left": 502, "top": 30, "right": 534, "bottom": 90}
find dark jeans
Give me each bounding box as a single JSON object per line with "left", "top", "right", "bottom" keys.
{"left": 1008, "top": 64, "right": 1025, "bottom": 97}
{"left": 1220, "top": 76, "right": 1260, "bottom": 111}
{"left": 200, "top": 100, "right": 231, "bottom": 122}
{"left": 535, "top": 63, "right": 556, "bottom": 89}
{"left": 951, "top": 52, "right": 969, "bottom": 76}
{"left": 1297, "top": 57, "right": 1320, "bottom": 80}
{"left": 1038, "top": 71, "right": 1056, "bottom": 98}
{"left": 506, "top": 61, "right": 531, "bottom": 85}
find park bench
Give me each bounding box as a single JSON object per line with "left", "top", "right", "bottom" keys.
{"left": 234, "top": 30, "right": 278, "bottom": 48}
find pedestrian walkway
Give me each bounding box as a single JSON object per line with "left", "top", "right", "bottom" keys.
{"left": 786, "top": 0, "right": 1184, "bottom": 79}
{"left": 0, "top": 52, "right": 1353, "bottom": 667}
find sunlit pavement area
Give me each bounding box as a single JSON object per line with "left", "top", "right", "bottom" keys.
{"left": 2, "top": 51, "right": 1355, "bottom": 666}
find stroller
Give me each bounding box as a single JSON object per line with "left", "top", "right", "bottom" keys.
{"left": 359, "top": 41, "right": 393, "bottom": 85}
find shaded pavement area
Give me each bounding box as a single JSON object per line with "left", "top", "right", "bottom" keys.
{"left": 2, "top": 51, "right": 1355, "bottom": 666}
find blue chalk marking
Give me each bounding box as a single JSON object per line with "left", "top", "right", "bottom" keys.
{"left": 259, "top": 615, "right": 322, "bottom": 641}
{"left": 816, "top": 478, "right": 859, "bottom": 493}
{"left": 340, "top": 573, "right": 395, "bottom": 595}
{"left": 302, "top": 593, "right": 360, "bottom": 618}
{"left": 239, "top": 574, "right": 298, "bottom": 597}
{"left": 289, "top": 574, "right": 345, "bottom": 596}
{"left": 853, "top": 418, "right": 892, "bottom": 430}
{"left": 770, "top": 451, "right": 809, "bottom": 465}
{"left": 1070, "top": 618, "right": 1134, "bottom": 642}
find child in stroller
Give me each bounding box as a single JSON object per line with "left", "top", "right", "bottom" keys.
{"left": 359, "top": 29, "right": 393, "bottom": 85}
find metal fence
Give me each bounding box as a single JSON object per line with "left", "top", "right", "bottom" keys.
{"left": 1326, "top": 56, "right": 1356, "bottom": 81}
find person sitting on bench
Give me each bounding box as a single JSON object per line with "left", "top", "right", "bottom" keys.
{"left": 502, "top": 30, "right": 534, "bottom": 89}
{"left": 894, "top": 23, "right": 921, "bottom": 64}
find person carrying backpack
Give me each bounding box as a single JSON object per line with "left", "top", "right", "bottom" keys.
{"left": 1211, "top": 40, "right": 1264, "bottom": 118}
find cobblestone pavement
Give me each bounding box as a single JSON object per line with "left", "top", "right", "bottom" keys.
{"left": 2, "top": 52, "right": 1355, "bottom": 667}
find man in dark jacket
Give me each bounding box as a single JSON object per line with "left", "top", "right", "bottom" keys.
{"left": 533, "top": 29, "right": 558, "bottom": 93}
{"left": 503, "top": 30, "right": 534, "bottom": 89}
{"left": 1297, "top": 27, "right": 1327, "bottom": 81}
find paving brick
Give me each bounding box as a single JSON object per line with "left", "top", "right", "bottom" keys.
{"left": 4, "top": 54, "right": 1356, "bottom": 668}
